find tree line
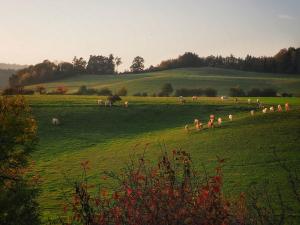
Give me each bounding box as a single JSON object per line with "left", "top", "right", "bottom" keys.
{"left": 153, "top": 47, "right": 300, "bottom": 74}
{"left": 9, "top": 47, "right": 300, "bottom": 87}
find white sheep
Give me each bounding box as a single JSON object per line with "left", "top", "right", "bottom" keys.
{"left": 105, "top": 100, "right": 112, "bottom": 107}
{"left": 52, "top": 118, "right": 60, "bottom": 125}
{"left": 184, "top": 124, "right": 189, "bottom": 132}
{"left": 262, "top": 108, "right": 267, "bottom": 114}
{"left": 209, "top": 114, "right": 215, "bottom": 122}
{"left": 97, "top": 99, "right": 103, "bottom": 105}
{"left": 195, "top": 122, "right": 202, "bottom": 131}
{"left": 285, "top": 103, "right": 290, "bottom": 111}
{"left": 250, "top": 110, "right": 255, "bottom": 116}
{"left": 220, "top": 96, "right": 224, "bottom": 101}
{"left": 194, "top": 119, "right": 199, "bottom": 125}
{"left": 248, "top": 98, "right": 251, "bottom": 104}
{"left": 124, "top": 101, "right": 129, "bottom": 108}
{"left": 228, "top": 114, "right": 233, "bottom": 121}
{"left": 277, "top": 104, "right": 282, "bottom": 112}
{"left": 269, "top": 106, "right": 274, "bottom": 112}
{"left": 217, "top": 117, "right": 222, "bottom": 125}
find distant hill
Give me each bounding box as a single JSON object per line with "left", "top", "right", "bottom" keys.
{"left": 0, "top": 69, "right": 15, "bottom": 89}
{"left": 0, "top": 63, "right": 28, "bottom": 70}
{"left": 26, "top": 67, "right": 300, "bottom": 96}
{"left": 0, "top": 63, "right": 28, "bottom": 89}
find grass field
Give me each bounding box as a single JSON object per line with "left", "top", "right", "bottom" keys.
{"left": 25, "top": 95, "right": 300, "bottom": 221}
{"left": 27, "top": 67, "right": 300, "bottom": 96}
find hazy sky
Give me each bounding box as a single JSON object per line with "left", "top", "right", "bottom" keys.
{"left": 0, "top": 0, "right": 299, "bottom": 70}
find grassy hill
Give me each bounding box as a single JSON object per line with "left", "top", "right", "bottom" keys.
{"left": 27, "top": 67, "right": 300, "bottom": 96}
{"left": 25, "top": 95, "right": 300, "bottom": 221}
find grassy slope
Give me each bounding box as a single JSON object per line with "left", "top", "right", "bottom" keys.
{"left": 26, "top": 95, "right": 300, "bottom": 220}
{"left": 27, "top": 67, "right": 300, "bottom": 96}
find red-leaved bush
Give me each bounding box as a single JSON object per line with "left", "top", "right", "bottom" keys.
{"left": 62, "top": 150, "right": 251, "bottom": 225}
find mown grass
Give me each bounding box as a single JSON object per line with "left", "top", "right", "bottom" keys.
{"left": 26, "top": 67, "right": 300, "bottom": 96}
{"left": 25, "top": 95, "right": 300, "bottom": 221}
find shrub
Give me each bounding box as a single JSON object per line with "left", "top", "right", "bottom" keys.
{"left": 56, "top": 85, "right": 68, "bottom": 94}
{"left": 2, "top": 87, "right": 34, "bottom": 95}
{"left": 261, "top": 88, "right": 277, "bottom": 97}
{"left": 35, "top": 85, "right": 46, "bottom": 94}
{"left": 133, "top": 92, "right": 147, "bottom": 97}
{"left": 0, "top": 96, "right": 40, "bottom": 225}
{"left": 116, "top": 87, "right": 128, "bottom": 96}
{"left": 64, "top": 150, "right": 248, "bottom": 225}
{"left": 247, "top": 88, "right": 261, "bottom": 97}
{"left": 204, "top": 87, "right": 217, "bottom": 97}
{"left": 159, "top": 83, "right": 173, "bottom": 97}
{"left": 281, "top": 92, "right": 293, "bottom": 97}
{"left": 174, "top": 88, "right": 203, "bottom": 97}
{"left": 229, "top": 87, "right": 246, "bottom": 97}
{"left": 247, "top": 88, "right": 277, "bottom": 97}
{"left": 98, "top": 88, "right": 113, "bottom": 96}
{"left": 76, "top": 85, "right": 98, "bottom": 95}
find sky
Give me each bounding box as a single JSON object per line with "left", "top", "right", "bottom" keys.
{"left": 0, "top": 0, "right": 299, "bottom": 71}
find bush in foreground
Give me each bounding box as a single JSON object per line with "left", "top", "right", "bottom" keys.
{"left": 0, "top": 96, "right": 40, "bottom": 225}
{"left": 63, "top": 151, "right": 248, "bottom": 225}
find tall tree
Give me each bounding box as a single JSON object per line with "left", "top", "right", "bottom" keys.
{"left": 86, "top": 55, "right": 115, "bottom": 75}
{"left": 0, "top": 96, "right": 40, "bottom": 225}
{"left": 114, "top": 57, "right": 122, "bottom": 73}
{"left": 130, "top": 56, "right": 145, "bottom": 73}
{"left": 72, "top": 56, "right": 87, "bottom": 74}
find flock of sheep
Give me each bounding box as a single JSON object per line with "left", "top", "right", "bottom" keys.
{"left": 184, "top": 97, "right": 291, "bottom": 132}
{"left": 51, "top": 96, "right": 291, "bottom": 127}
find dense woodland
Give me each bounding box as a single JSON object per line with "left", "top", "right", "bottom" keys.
{"left": 153, "top": 47, "right": 300, "bottom": 74}
{"left": 8, "top": 47, "right": 300, "bottom": 87}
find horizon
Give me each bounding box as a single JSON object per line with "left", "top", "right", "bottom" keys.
{"left": 1, "top": 0, "right": 300, "bottom": 71}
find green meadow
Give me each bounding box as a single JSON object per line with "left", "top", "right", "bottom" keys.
{"left": 27, "top": 67, "right": 300, "bottom": 96}
{"left": 25, "top": 95, "right": 300, "bottom": 221}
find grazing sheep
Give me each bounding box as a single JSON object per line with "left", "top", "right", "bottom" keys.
{"left": 248, "top": 98, "right": 251, "bottom": 104}
{"left": 207, "top": 120, "right": 214, "bottom": 128}
{"left": 269, "top": 106, "right": 274, "bottom": 112}
{"left": 285, "top": 103, "right": 290, "bottom": 111}
{"left": 228, "top": 114, "right": 233, "bottom": 121}
{"left": 217, "top": 117, "right": 222, "bottom": 125}
{"left": 180, "top": 99, "right": 186, "bottom": 104}
{"left": 184, "top": 124, "right": 189, "bottom": 132}
{"left": 250, "top": 110, "right": 255, "bottom": 116}
{"left": 278, "top": 104, "right": 282, "bottom": 112}
{"left": 195, "top": 122, "right": 203, "bottom": 131}
{"left": 97, "top": 99, "right": 103, "bottom": 105}
{"left": 124, "top": 101, "right": 129, "bottom": 108}
{"left": 209, "top": 114, "right": 215, "bottom": 122}
{"left": 192, "top": 96, "right": 197, "bottom": 101}
{"left": 105, "top": 100, "right": 112, "bottom": 107}
{"left": 262, "top": 108, "right": 267, "bottom": 114}
{"left": 52, "top": 118, "right": 60, "bottom": 125}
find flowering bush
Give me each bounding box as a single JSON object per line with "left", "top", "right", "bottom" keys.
{"left": 63, "top": 150, "right": 250, "bottom": 225}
